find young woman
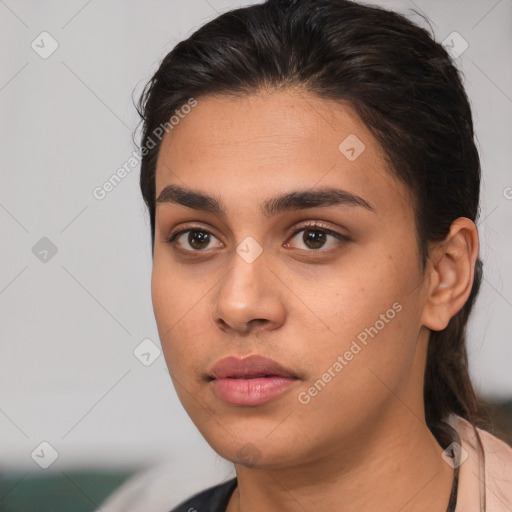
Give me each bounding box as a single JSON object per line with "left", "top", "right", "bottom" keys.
{"left": 136, "top": 0, "right": 512, "bottom": 510}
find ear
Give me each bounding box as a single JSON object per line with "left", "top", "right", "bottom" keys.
{"left": 421, "top": 217, "right": 479, "bottom": 331}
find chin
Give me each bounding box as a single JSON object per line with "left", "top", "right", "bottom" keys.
{"left": 205, "top": 433, "right": 302, "bottom": 469}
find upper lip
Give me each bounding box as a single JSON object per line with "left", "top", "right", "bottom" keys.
{"left": 209, "top": 355, "right": 298, "bottom": 380}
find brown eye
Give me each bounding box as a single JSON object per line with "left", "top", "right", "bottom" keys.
{"left": 302, "top": 229, "right": 327, "bottom": 249}
{"left": 286, "top": 224, "right": 349, "bottom": 251}
{"left": 168, "top": 228, "right": 222, "bottom": 251}
{"left": 188, "top": 230, "right": 210, "bottom": 250}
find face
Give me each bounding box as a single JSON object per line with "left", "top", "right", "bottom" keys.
{"left": 151, "top": 89, "right": 430, "bottom": 468}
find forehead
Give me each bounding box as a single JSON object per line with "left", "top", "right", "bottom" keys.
{"left": 154, "top": 90, "right": 413, "bottom": 217}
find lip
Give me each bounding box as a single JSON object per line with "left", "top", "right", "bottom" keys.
{"left": 209, "top": 355, "right": 298, "bottom": 380}
{"left": 208, "top": 355, "right": 299, "bottom": 406}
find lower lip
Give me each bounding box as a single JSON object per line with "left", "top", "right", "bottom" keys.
{"left": 210, "top": 377, "right": 298, "bottom": 406}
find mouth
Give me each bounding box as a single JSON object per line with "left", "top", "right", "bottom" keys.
{"left": 208, "top": 354, "right": 298, "bottom": 380}
{"left": 208, "top": 355, "right": 300, "bottom": 406}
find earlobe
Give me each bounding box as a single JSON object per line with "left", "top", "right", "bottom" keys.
{"left": 421, "top": 218, "right": 479, "bottom": 331}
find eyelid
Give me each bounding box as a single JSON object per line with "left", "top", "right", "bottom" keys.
{"left": 167, "top": 223, "right": 223, "bottom": 248}
{"left": 286, "top": 220, "right": 350, "bottom": 243}
{"left": 168, "top": 223, "right": 218, "bottom": 241}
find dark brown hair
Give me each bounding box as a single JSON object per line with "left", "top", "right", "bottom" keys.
{"left": 136, "top": 0, "right": 483, "bottom": 442}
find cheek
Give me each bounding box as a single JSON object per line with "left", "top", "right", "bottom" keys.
{"left": 151, "top": 259, "right": 216, "bottom": 382}
{"left": 152, "top": 264, "right": 193, "bottom": 364}
{"left": 289, "top": 266, "right": 422, "bottom": 444}
{"left": 307, "top": 247, "right": 423, "bottom": 381}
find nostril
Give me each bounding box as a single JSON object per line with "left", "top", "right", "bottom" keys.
{"left": 249, "top": 318, "right": 269, "bottom": 328}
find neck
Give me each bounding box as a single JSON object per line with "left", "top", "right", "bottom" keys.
{"left": 227, "top": 401, "right": 454, "bottom": 512}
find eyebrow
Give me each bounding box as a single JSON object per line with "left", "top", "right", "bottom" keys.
{"left": 155, "top": 184, "right": 375, "bottom": 216}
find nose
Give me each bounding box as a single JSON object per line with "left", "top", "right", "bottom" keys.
{"left": 211, "top": 251, "right": 286, "bottom": 335}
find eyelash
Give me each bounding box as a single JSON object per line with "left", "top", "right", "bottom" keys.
{"left": 167, "top": 221, "right": 350, "bottom": 253}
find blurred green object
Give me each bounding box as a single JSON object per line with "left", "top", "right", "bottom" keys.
{"left": 0, "top": 471, "right": 133, "bottom": 512}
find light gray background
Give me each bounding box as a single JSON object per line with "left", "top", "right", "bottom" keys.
{"left": 0, "top": 0, "right": 511, "bottom": 498}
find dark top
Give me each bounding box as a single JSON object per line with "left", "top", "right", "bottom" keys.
{"left": 169, "top": 478, "right": 238, "bottom": 512}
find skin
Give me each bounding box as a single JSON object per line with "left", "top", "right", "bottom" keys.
{"left": 151, "top": 89, "right": 479, "bottom": 512}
